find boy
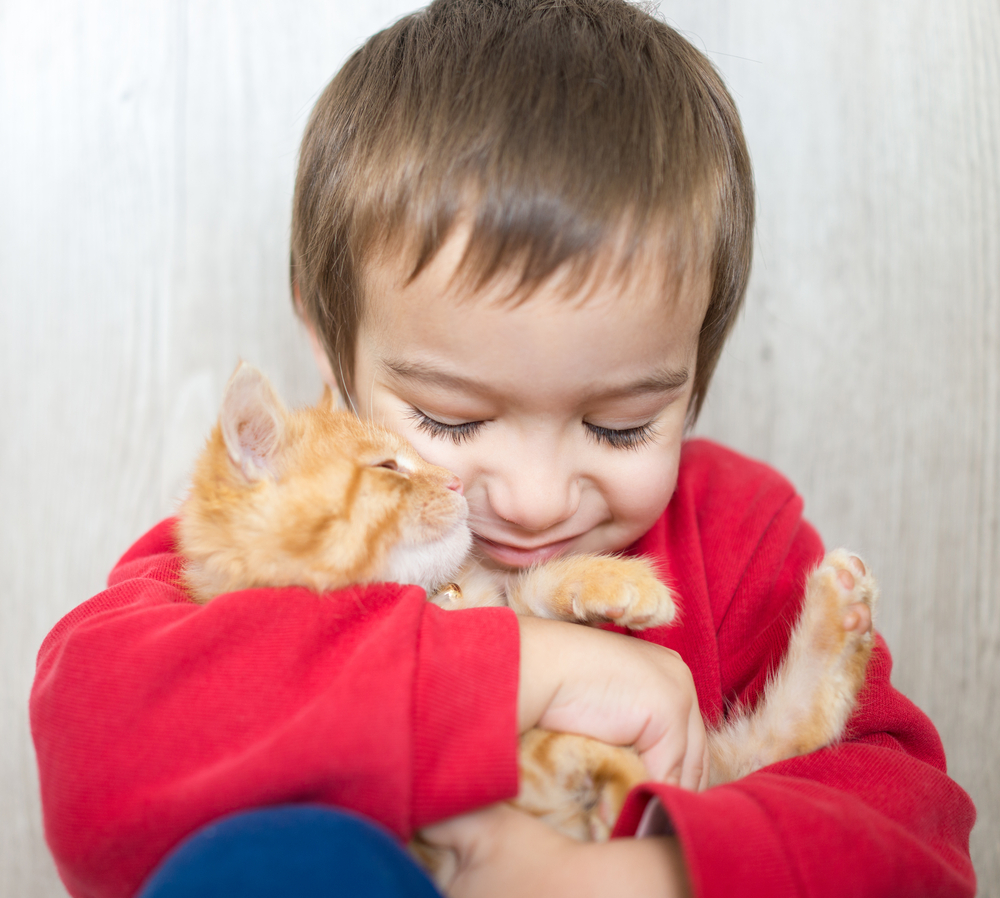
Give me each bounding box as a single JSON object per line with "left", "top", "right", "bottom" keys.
{"left": 31, "top": 1, "right": 976, "bottom": 896}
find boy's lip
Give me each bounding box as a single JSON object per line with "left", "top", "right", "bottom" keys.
{"left": 474, "top": 534, "right": 577, "bottom": 568}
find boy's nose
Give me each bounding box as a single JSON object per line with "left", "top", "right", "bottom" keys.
{"left": 487, "top": 470, "right": 580, "bottom": 533}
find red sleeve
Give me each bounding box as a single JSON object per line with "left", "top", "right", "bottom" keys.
{"left": 617, "top": 440, "right": 977, "bottom": 898}
{"left": 30, "top": 519, "right": 520, "bottom": 898}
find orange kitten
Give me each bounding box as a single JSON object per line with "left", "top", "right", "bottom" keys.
{"left": 179, "top": 363, "right": 877, "bottom": 849}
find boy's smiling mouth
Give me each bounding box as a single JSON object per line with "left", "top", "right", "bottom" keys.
{"left": 474, "top": 533, "right": 579, "bottom": 568}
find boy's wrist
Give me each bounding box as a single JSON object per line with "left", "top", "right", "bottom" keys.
{"left": 424, "top": 803, "right": 690, "bottom": 898}
{"left": 516, "top": 616, "right": 565, "bottom": 732}
{"left": 578, "top": 835, "right": 691, "bottom": 898}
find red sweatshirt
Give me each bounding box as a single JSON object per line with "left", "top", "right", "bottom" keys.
{"left": 30, "top": 439, "right": 976, "bottom": 898}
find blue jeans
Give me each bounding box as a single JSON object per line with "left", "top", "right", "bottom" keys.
{"left": 137, "top": 805, "right": 443, "bottom": 897}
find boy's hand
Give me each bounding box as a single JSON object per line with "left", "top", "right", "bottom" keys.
{"left": 517, "top": 616, "right": 709, "bottom": 791}
{"left": 422, "top": 803, "right": 691, "bottom": 898}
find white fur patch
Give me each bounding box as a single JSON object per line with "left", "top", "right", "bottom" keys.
{"left": 380, "top": 522, "right": 473, "bottom": 591}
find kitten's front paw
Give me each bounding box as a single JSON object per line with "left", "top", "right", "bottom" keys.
{"left": 510, "top": 555, "right": 676, "bottom": 630}
{"left": 563, "top": 556, "right": 675, "bottom": 629}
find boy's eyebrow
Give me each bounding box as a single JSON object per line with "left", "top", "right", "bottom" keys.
{"left": 382, "top": 360, "right": 491, "bottom": 393}
{"left": 600, "top": 367, "right": 691, "bottom": 397}
{"left": 381, "top": 359, "right": 690, "bottom": 397}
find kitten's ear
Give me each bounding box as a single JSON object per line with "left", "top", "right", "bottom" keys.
{"left": 220, "top": 363, "right": 288, "bottom": 480}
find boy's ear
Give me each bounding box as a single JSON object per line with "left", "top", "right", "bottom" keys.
{"left": 301, "top": 315, "right": 339, "bottom": 392}
{"left": 220, "top": 362, "right": 288, "bottom": 481}
{"left": 294, "top": 279, "right": 345, "bottom": 405}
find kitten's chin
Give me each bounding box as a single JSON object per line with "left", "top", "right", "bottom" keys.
{"left": 379, "top": 521, "right": 473, "bottom": 592}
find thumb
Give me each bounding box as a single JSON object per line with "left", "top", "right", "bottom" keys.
{"left": 420, "top": 803, "right": 507, "bottom": 858}
{"left": 418, "top": 805, "right": 510, "bottom": 892}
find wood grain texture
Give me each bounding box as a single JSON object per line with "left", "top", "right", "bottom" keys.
{"left": 1, "top": 1, "right": 996, "bottom": 894}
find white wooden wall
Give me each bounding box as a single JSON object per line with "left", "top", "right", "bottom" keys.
{"left": 1, "top": 2, "right": 996, "bottom": 895}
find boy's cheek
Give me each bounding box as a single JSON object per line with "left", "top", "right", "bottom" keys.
{"left": 608, "top": 453, "right": 682, "bottom": 525}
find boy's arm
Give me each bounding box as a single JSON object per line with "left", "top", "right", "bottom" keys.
{"left": 31, "top": 519, "right": 707, "bottom": 898}
{"left": 30, "top": 519, "right": 520, "bottom": 898}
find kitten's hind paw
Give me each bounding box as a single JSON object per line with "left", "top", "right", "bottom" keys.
{"left": 838, "top": 558, "right": 873, "bottom": 637}
{"left": 812, "top": 550, "right": 878, "bottom": 656}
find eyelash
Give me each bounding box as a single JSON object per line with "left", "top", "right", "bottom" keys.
{"left": 408, "top": 407, "right": 656, "bottom": 451}
{"left": 407, "top": 408, "right": 486, "bottom": 444}
{"left": 584, "top": 422, "right": 657, "bottom": 451}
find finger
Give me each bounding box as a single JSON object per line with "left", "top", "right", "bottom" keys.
{"left": 699, "top": 740, "right": 712, "bottom": 792}
{"left": 679, "top": 701, "right": 708, "bottom": 791}
{"left": 647, "top": 722, "right": 686, "bottom": 787}
{"left": 420, "top": 804, "right": 506, "bottom": 855}
{"left": 634, "top": 718, "right": 678, "bottom": 784}
{"left": 634, "top": 654, "right": 694, "bottom": 783}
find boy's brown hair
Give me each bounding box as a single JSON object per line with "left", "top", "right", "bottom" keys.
{"left": 292, "top": 0, "right": 754, "bottom": 420}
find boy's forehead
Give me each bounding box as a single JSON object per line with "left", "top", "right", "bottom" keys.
{"left": 362, "top": 222, "right": 711, "bottom": 328}
{"left": 355, "top": 229, "right": 709, "bottom": 410}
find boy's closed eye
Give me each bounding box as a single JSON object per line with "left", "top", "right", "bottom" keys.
{"left": 583, "top": 421, "right": 658, "bottom": 450}
{"left": 406, "top": 405, "right": 660, "bottom": 451}
{"left": 407, "top": 406, "right": 487, "bottom": 445}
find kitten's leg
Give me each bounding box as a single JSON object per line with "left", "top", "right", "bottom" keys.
{"left": 708, "top": 550, "right": 878, "bottom": 784}
{"left": 411, "top": 731, "right": 645, "bottom": 877}
{"left": 514, "top": 729, "right": 647, "bottom": 842}
{"left": 412, "top": 730, "right": 646, "bottom": 874}
{"left": 507, "top": 555, "right": 676, "bottom": 630}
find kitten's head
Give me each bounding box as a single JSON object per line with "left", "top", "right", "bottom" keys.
{"left": 178, "top": 363, "right": 470, "bottom": 603}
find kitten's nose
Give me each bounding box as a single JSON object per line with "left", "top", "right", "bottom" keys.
{"left": 446, "top": 475, "right": 464, "bottom": 495}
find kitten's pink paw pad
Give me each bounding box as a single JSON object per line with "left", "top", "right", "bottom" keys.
{"left": 811, "top": 549, "right": 879, "bottom": 650}
{"left": 843, "top": 602, "right": 872, "bottom": 634}
{"left": 834, "top": 556, "right": 869, "bottom": 595}
{"left": 837, "top": 568, "right": 856, "bottom": 591}
{"left": 603, "top": 608, "right": 655, "bottom": 627}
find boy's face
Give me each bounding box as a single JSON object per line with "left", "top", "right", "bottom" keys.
{"left": 334, "top": 232, "right": 706, "bottom": 571}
